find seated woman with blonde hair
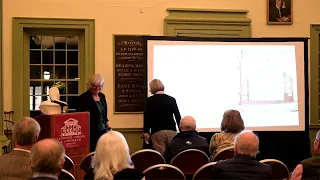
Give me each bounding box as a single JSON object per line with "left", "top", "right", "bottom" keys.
{"left": 84, "top": 131, "right": 145, "bottom": 180}
{"left": 209, "top": 109, "right": 245, "bottom": 160}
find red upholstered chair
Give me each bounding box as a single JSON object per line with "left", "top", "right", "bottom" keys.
{"left": 170, "top": 149, "right": 209, "bottom": 176}
{"left": 260, "top": 159, "right": 290, "bottom": 180}
{"left": 143, "top": 164, "right": 186, "bottom": 180}
{"left": 131, "top": 149, "right": 166, "bottom": 172}
{"left": 59, "top": 169, "right": 75, "bottom": 180}
{"left": 211, "top": 146, "right": 234, "bottom": 161}
{"left": 192, "top": 162, "right": 217, "bottom": 180}
{"left": 79, "top": 152, "right": 95, "bottom": 173}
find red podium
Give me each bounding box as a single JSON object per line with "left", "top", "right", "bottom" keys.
{"left": 35, "top": 112, "right": 90, "bottom": 180}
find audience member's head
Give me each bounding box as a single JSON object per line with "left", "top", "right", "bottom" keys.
{"left": 149, "top": 79, "right": 165, "bottom": 94}
{"left": 221, "top": 109, "right": 244, "bottom": 133}
{"left": 314, "top": 130, "right": 320, "bottom": 155}
{"left": 234, "top": 130, "right": 259, "bottom": 157}
{"left": 30, "top": 138, "right": 65, "bottom": 176}
{"left": 13, "top": 117, "right": 41, "bottom": 149}
{"left": 179, "top": 116, "right": 196, "bottom": 132}
{"left": 93, "top": 131, "right": 133, "bottom": 180}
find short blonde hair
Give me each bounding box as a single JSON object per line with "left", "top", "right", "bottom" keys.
{"left": 149, "top": 79, "right": 165, "bottom": 94}
{"left": 86, "top": 74, "right": 105, "bottom": 90}
{"left": 93, "top": 131, "right": 133, "bottom": 180}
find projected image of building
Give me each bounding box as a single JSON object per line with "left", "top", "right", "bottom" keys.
{"left": 241, "top": 65, "right": 294, "bottom": 104}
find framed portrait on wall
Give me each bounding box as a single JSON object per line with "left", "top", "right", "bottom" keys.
{"left": 268, "top": 0, "right": 292, "bottom": 25}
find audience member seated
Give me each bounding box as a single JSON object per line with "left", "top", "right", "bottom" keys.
{"left": 212, "top": 130, "right": 272, "bottom": 180}
{"left": 209, "top": 109, "right": 244, "bottom": 160}
{"left": 30, "top": 138, "right": 65, "bottom": 180}
{"left": 164, "top": 116, "right": 209, "bottom": 163}
{"left": 0, "top": 117, "right": 40, "bottom": 180}
{"left": 84, "top": 131, "right": 145, "bottom": 180}
{"left": 291, "top": 130, "right": 320, "bottom": 180}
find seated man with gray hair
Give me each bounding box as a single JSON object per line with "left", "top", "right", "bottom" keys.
{"left": 0, "top": 117, "right": 41, "bottom": 180}
{"left": 163, "top": 116, "right": 209, "bottom": 163}
{"left": 212, "top": 130, "right": 272, "bottom": 179}
{"left": 30, "top": 138, "right": 65, "bottom": 180}
{"left": 291, "top": 130, "right": 320, "bottom": 180}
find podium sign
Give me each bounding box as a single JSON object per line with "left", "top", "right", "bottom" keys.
{"left": 54, "top": 114, "right": 89, "bottom": 148}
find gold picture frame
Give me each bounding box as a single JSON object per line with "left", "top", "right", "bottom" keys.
{"left": 267, "top": 0, "right": 292, "bottom": 25}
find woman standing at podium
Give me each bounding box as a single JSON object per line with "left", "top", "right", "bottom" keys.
{"left": 75, "top": 74, "right": 112, "bottom": 152}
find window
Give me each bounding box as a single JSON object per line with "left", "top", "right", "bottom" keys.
{"left": 29, "top": 35, "right": 79, "bottom": 115}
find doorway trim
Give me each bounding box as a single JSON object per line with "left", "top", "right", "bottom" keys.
{"left": 12, "top": 18, "right": 95, "bottom": 121}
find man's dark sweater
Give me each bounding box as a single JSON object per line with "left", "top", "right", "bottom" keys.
{"left": 164, "top": 130, "right": 209, "bottom": 163}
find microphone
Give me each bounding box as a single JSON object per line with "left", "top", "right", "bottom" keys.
{"left": 51, "top": 99, "right": 68, "bottom": 112}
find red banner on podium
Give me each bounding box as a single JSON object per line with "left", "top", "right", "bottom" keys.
{"left": 54, "top": 114, "right": 89, "bottom": 148}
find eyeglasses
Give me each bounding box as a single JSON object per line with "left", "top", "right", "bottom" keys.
{"left": 91, "top": 84, "right": 102, "bottom": 89}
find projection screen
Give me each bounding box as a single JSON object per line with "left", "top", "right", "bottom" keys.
{"left": 145, "top": 37, "right": 308, "bottom": 132}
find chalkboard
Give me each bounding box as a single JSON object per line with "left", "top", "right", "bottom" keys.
{"left": 114, "top": 35, "right": 145, "bottom": 113}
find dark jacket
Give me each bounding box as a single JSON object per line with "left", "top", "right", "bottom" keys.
{"left": 164, "top": 130, "right": 209, "bottom": 163}
{"left": 212, "top": 154, "right": 272, "bottom": 180}
{"left": 144, "top": 94, "right": 181, "bottom": 134}
{"left": 269, "top": 5, "right": 284, "bottom": 22}
{"left": 75, "top": 91, "right": 108, "bottom": 152}
{"left": 301, "top": 156, "right": 320, "bottom": 180}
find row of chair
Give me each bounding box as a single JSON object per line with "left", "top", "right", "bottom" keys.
{"left": 131, "top": 148, "right": 290, "bottom": 180}
{"left": 65, "top": 147, "right": 290, "bottom": 180}
{"left": 143, "top": 159, "right": 290, "bottom": 180}
{"left": 131, "top": 147, "right": 234, "bottom": 174}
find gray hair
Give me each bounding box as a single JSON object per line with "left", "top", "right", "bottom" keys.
{"left": 13, "top": 117, "right": 41, "bottom": 146}
{"left": 30, "top": 138, "right": 65, "bottom": 174}
{"left": 149, "top": 79, "right": 164, "bottom": 94}
{"left": 234, "top": 130, "right": 259, "bottom": 157}
{"left": 93, "top": 131, "right": 132, "bottom": 180}
{"left": 86, "top": 74, "right": 105, "bottom": 90}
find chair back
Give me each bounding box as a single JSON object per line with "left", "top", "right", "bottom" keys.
{"left": 211, "top": 146, "right": 234, "bottom": 161}
{"left": 3, "top": 111, "right": 14, "bottom": 153}
{"left": 170, "top": 149, "right": 209, "bottom": 175}
{"left": 131, "top": 149, "right": 166, "bottom": 172}
{"left": 143, "top": 164, "right": 186, "bottom": 180}
{"left": 260, "top": 159, "right": 290, "bottom": 180}
{"left": 80, "top": 152, "right": 95, "bottom": 173}
{"left": 192, "top": 162, "right": 217, "bottom": 180}
{"left": 63, "top": 155, "right": 75, "bottom": 171}
{"left": 59, "top": 169, "right": 75, "bottom": 180}
{"left": 3, "top": 111, "right": 14, "bottom": 131}
{"left": 1, "top": 146, "right": 8, "bottom": 154}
